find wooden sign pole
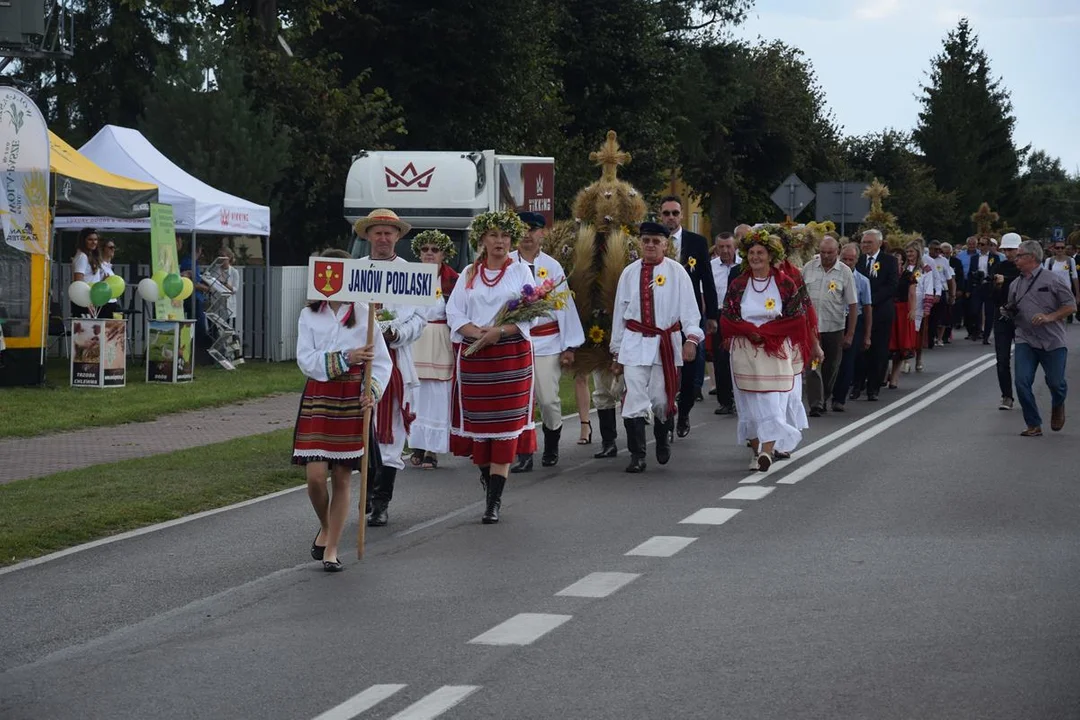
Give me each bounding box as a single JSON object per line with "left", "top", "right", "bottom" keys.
{"left": 357, "top": 303, "right": 377, "bottom": 559}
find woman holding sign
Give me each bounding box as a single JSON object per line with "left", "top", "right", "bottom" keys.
{"left": 294, "top": 250, "right": 393, "bottom": 571}
{"left": 446, "top": 211, "right": 537, "bottom": 524}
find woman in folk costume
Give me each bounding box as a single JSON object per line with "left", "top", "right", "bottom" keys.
{"left": 912, "top": 240, "right": 940, "bottom": 373}
{"left": 408, "top": 230, "right": 459, "bottom": 470}
{"left": 446, "top": 211, "right": 537, "bottom": 524}
{"left": 886, "top": 242, "right": 921, "bottom": 389}
{"left": 293, "top": 249, "right": 393, "bottom": 572}
{"left": 610, "top": 222, "right": 703, "bottom": 473}
{"left": 722, "top": 230, "right": 821, "bottom": 472}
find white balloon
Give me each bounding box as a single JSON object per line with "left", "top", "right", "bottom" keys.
{"left": 68, "top": 281, "right": 92, "bottom": 308}
{"left": 137, "top": 277, "right": 161, "bottom": 302}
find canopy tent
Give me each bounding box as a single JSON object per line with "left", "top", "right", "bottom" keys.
{"left": 49, "top": 131, "right": 159, "bottom": 219}
{"left": 52, "top": 125, "right": 270, "bottom": 236}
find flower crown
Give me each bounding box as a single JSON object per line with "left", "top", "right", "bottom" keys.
{"left": 410, "top": 229, "right": 456, "bottom": 259}
{"left": 739, "top": 228, "right": 786, "bottom": 263}
{"left": 468, "top": 210, "right": 528, "bottom": 250}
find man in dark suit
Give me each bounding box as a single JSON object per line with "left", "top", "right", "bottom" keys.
{"left": 710, "top": 231, "right": 741, "bottom": 415}
{"left": 852, "top": 228, "right": 898, "bottom": 401}
{"left": 659, "top": 195, "right": 718, "bottom": 437}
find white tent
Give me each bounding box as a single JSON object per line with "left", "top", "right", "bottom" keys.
{"left": 53, "top": 125, "right": 270, "bottom": 236}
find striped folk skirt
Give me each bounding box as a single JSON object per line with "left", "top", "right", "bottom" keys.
{"left": 450, "top": 334, "right": 536, "bottom": 465}
{"left": 292, "top": 372, "right": 366, "bottom": 469}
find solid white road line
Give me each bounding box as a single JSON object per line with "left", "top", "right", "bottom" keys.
{"left": 468, "top": 613, "right": 573, "bottom": 646}
{"left": 387, "top": 686, "right": 481, "bottom": 720}
{"left": 625, "top": 536, "right": 698, "bottom": 557}
{"left": 776, "top": 357, "right": 997, "bottom": 486}
{"left": 738, "top": 353, "right": 994, "bottom": 484}
{"left": 555, "top": 572, "right": 641, "bottom": 598}
{"left": 311, "top": 684, "right": 407, "bottom": 720}
{"left": 721, "top": 486, "right": 775, "bottom": 501}
{"left": 679, "top": 508, "right": 741, "bottom": 525}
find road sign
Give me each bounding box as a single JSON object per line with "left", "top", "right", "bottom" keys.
{"left": 770, "top": 174, "right": 814, "bottom": 219}
{"left": 816, "top": 182, "right": 871, "bottom": 237}
{"left": 1052, "top": 227, "right": 1064, "bottom": 242}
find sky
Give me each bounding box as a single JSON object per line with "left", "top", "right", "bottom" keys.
{"left": 730, "top": 0, "right": 1079, "bottom": 175}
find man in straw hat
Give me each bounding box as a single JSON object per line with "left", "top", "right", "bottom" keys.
{"left": 353, "top": 209, "right": 426, "bottom": 527}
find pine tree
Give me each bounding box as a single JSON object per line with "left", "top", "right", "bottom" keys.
{"left": 912, "top": 18, "right": 1026, "bottom": 239}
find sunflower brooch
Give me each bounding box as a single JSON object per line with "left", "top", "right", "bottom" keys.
{"left": 687, "top": 257, "right": 697, "bottom": 269}
{"left": 873, "top": 262, "right": 881, "bottom": 274}
{"left": 655, "top": 275, "right": 666, "bottom": 287}
{"left": 828, "top": 281, "right": 838, "bottom": 292}
{"left": 764, "top": 298, "right": 777, "bottom": 311}
{"left": 537, "top": 267, "right": 549, "bottom": 280}
{"left": 588, "top": 325, "right": 606, "bottom": 344}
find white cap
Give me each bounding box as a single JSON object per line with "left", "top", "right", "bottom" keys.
{"left": 1000, "top": 232, "right": 1022, "bottom": 250}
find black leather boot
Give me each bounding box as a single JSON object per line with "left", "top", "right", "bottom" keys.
{"left": 541, "top": 425, "right": 561, "bottom": 467}
{"left": 482, "top": 474, "right": 506, "bottom": 524}
{"left": 594, "top": 408, "right": 619, "bottom": 458}
{"left": 510, "top": 454, "right": 533, "bottom": 473}
{"left": 654, "top": 417, "right": 672, "bottom": 465}
{"left": 479, "top": 465, "right": 491, "bottom": 493}
{"left": 624, "top": 418, "right": 647, "bottom": 473}
{"left": 367, "top": 467, "right": 396, "bottom": 526}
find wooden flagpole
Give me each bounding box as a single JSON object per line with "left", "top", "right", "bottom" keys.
{"left": 357, "top": 303, "right": 377, "bottom": 559}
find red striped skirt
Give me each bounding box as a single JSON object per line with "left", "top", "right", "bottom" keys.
{"left": 292, "top": 371, "right": 366, "bottom": 469}
{"left": 450, "top": 334, "right": 536, "bottom": 463}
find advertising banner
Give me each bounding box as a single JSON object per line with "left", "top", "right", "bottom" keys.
{"left": 149, "top": 203, "right": 185, "bottom": 320}
{"left": 146, "top": 319, "right": 195, "bottom": 383}
{"left": 307, "top": 258, "right": 438, "bottom": 306}
{"left": 0, "top": 87, "right": 51, "bottom": 256}
{"left": 71, "top": 319, "right": 127, "bottom": 388}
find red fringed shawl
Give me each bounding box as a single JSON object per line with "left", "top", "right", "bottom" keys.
{"left": 720, "top": 266, "right": 813, "bottom": 367}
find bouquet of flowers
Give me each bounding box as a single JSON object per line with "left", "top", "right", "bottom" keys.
{"left": 463, "top": 278, "right": 571, "bottom": 356}
{"left": 376, "top": 307, "right": 396, "bottom": 334}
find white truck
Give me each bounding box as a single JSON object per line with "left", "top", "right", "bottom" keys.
{"left": 345, "top": 150, "right": 554, "bottom": 269}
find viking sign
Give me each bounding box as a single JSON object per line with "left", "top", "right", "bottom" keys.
{"left": 307, "top": 257, "right": 438, "bottom": 306}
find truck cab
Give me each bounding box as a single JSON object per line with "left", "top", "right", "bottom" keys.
{"left": 345, "top": 150, "right": 554, "bottom": 270}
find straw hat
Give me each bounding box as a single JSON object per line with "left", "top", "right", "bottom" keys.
{"left": 352, "top": 208, "right": 412, "bottom": 237}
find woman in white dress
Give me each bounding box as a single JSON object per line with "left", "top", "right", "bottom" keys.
{"left": 912, "top": 241, "right": 939, "bottom": 372}
{"left": 71, "top": 228, "right": 104, "bottom": 317}
{"left": 408, "top": 230, "right": 459, "bottom": 469}
{"left": 721, "top": 230, "right": 821, "bottom": 472}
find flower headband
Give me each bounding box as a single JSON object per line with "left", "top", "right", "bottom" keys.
{"left": 739, "top": 228, "right": 786, "bottom": 264}
{"left": 410, "top": 229, "right": 456, "bottom": 259}
{"left": 468, "top": 210, "right": 528, "bottom": 250}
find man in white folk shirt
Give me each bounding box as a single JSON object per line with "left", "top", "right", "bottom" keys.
{"left": 710, "top": 231, "right": 740, "bottom": 415}
{"left": 508, "top": 212, "right": 585, "bottom": 473}
{"left": 802, "top": 235, "right": 858, "bottom": 417}
{"left": 353, "top": 209, "right": 427, "bottom": 527}
{"left": 610, "top": 222, "right": 704, "bottom": 474}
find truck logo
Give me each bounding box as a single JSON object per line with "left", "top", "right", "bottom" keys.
{"left": 535, "top": 175, "right": 544, "bottom": 196}
{"left": 385, "top": 162, "right": 435, "bottom": 192}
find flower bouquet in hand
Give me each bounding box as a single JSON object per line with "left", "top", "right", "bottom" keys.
{"left": 376, "top": 307, "right": 396, "bottom": 334}
{"left": 463, "top": 278, "right": 570, "bottom": 356}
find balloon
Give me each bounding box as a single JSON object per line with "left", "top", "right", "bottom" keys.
{"left": 69, "top": 281, "right": 92, "bottom": 308}
{"left": 177, "top": 276, "right": 194, "bottom": 301}
{"left": 162, "top": 273, "right": 184, "bottom": 299}
{"left": 137, "top": 278, "right": 160, "bottom": 302}
{"left": 151, "top": 269, "right": 168, "bottom": 292}
{"left": 105, "top": 274, "right": 126, "bottom": 299}
{"left": 90, "top": 281, "right": 113, "bottom": 307}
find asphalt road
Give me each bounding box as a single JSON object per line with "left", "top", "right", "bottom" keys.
{"left": 2, "top": 332, "right": 1078, "bottom": 720}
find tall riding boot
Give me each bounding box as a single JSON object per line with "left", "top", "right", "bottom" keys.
{"left": 594, "top": 408, "right": 619, "bottom": 458}
{"left": 624, "top": 417, "right": 647, "bottom": 473}
{"left": 367, "top": 467, "right": 396, "bottom": 526}
{"left": 482, "top": 474, "right": 506, "bottom": 524}
{"left": 654, "top": 417, "right": 672, "bottom": 465}
{"left": 510, "top": 453, "right": 533, "bottom": 473}
{"left": 541, "top": 425, "right": 561, "bottom": 467}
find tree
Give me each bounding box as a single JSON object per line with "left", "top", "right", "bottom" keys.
{"left": 912, "top": 18, "right": 1026, "bottom": 238}
{"left": 1010, "top": 150, "right": 1080, "bottom": 238}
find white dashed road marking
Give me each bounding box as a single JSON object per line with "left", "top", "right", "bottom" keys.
{"left": 469, "top": 613, "right": 573, "bottom": 646}
{"left": 387, "top": 686, "right": 482, "bottom": 720}
{"left": 721, "top": 486, "right": 775, "bottom": 500}
{"left": 556, "top": 572, "right": 641, "bottom": 598}
{"left": 625, "top": 536, "right": 698, "bottom": 557}
{"left": 311, "top": 684, "right": 407, "bottom": 720}
{"left": 679, "top": 508, "right": 741, "bottom": 525}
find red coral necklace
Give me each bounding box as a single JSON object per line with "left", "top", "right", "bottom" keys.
{"left": 480, "top": 259, "right": 511, "bottom": 288}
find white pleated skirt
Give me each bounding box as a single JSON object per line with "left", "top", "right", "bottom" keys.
{"left": 410, "top": 378, "right": 451, "bottom": 453}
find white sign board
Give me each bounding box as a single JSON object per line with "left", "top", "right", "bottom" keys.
{"left": 306, "top": 258, "right": 438, "bottom": 306}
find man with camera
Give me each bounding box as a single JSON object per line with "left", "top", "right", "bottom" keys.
{"left": 1006, "top": 240, "right": 1076, "bottom": 437}
{"left": 991, "top": 234, "right": 1023, "bottom": 410}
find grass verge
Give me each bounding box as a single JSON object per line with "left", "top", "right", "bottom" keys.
{"left": 0, "top": 358, "right": 303, "bottom": 438}
{"left": 0, "top": 429, "right": 302, "bottom": 566}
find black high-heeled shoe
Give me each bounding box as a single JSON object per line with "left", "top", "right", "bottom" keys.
{"left": 577, "top": 420, "right": 592, "bottom": 445}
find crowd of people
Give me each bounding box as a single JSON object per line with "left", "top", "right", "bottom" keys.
{"left": 291, "top": 204, "right": 1077, "bottom": 572}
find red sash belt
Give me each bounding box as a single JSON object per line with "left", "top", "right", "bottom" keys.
{"left": 429, "top": 319, "right": 447, "bottom": 325}
{"left": 376, "top": 347, "right": 416, "bottom": 444}
{"left": 625, "top": 319, "right": 682, "bottom": 418}
{"left": 532, "top": 321, "right": 559, "bottom": 337}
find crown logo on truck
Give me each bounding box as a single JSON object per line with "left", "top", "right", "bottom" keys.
{"left": 385, "top": 162, "right": 435, "bottom": 192}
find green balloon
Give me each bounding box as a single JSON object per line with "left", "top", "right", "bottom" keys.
{"left": 90, "top": 281, "right": 113, "bottom": 307}
{"left": 162, "top": 273, "right": 184, "bottom": 299}
{"left": 105, "top": 274, "right": 126, "bottom": 299}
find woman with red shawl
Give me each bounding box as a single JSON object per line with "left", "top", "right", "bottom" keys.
{"left": 721, "top": 230, "right": 823, "bottom": 472}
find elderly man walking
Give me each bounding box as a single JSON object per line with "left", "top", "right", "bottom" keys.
{"left": 802, "top": 235, "right": 858, "bottom": 416}
{"left": 1008, "top": 240, "right": 1077, "bottom": 436}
